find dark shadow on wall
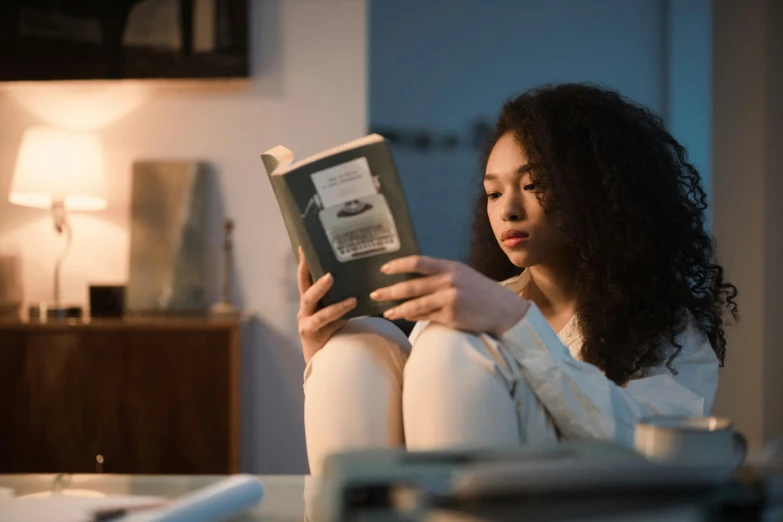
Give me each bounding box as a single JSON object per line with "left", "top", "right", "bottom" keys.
{"left": 240, "top": 316, "right": 308, "bottom": 474}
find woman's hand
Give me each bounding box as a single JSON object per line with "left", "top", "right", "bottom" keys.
{"left": 297, "top": 247, "right": 357, "bottom": 364}
{"left": 370, "top": 255, "right": 530, "bottom": 336}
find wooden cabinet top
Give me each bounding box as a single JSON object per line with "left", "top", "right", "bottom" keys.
{"left": 0, "top": 318, "right": 241, "bottom": 332}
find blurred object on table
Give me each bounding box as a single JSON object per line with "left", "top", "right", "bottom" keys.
{"left": 636, "top": 416, "right": 747, "bottom": 470}
{"left": 314, "top": 443, "right": 782, "bottom": 522}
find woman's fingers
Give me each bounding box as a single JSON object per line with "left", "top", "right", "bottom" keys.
{"left": 297, "top": 247, "right": 313, "bottom": 296}
{"left": 371, "top": 272, "right": 451, "bottom": 301}
{"left": 381, "top": 255, "right": 452, "bottom": 276}
{"left": 307, "top": 298, "right": 357, "bottom": 331}
{"left": 318, "top": 319, "right": 349, "bottom": 344}
{"left": 383, "top": 288, "right": 454, "bottom": 321}
{"left": 300, "top": 272, "right": 333, "bottom": 316}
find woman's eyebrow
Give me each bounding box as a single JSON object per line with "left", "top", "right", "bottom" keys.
{"left": 484, "top": 164, "right": 532, "bottom": 181}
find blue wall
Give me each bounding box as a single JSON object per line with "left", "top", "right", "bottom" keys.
{"left": 370, "top": 0, "right": 711, "bottom": 261}
{"left": 666, "top": 0, "right": 712, "bottom": 216}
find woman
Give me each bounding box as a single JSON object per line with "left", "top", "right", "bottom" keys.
{"left": 296, "top": 83, "right": 739, "bottom": 475}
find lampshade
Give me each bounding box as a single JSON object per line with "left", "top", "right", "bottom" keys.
{"left": 9, "top": 126, "right": 107, "bottom": 211}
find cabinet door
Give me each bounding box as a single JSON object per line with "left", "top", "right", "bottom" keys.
{"left": 0, "top": 330, "right": 98, "bottom": 473}
{"left": 0, "top": 327, "right": 236, "bottom": 474}
{"left": 82, "top": 329, "right": 234, "bottom": 474}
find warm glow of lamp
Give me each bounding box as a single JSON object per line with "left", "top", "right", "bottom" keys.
{"left": 7, "top": 82, "right": 150, "bottom": 131}
{"left": 8, "top": 126, "right": 108, "bottom": 318}
{"left": 9, "top": 126, "right": 107, "bottom": 211}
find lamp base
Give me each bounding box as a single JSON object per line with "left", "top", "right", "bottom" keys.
{"left": 29, "top": 303, "right": 83, "bottom": 322}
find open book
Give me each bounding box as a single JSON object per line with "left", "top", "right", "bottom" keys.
{"left": 263, "top": 134, "right": 420, "bottom": 318}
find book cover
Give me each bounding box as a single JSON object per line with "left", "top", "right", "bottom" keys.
{"left": 263, "top": 135, "right": 421, "bottom": 319}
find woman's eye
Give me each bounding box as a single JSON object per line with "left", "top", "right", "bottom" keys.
{"left": 523, "top": 183, "right": 536, "bottom": 191}
{"left": 486, "top": 192, "right": 501, "bottom": 200}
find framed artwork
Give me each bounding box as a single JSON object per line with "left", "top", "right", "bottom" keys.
{"left": 0, "top": 0, "right": 248, "bottom": 81}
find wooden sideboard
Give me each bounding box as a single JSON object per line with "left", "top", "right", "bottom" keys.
{"left": 0, "top": 319, "right": 240, "bottom": 474}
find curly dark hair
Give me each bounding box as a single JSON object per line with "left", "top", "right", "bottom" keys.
{"left": 470, "top": 83, "right": 739, "bottom": 386}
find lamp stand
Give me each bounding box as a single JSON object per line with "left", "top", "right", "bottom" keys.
{"left": 44, "top": 199, "right": 82, "bottom": 320}
{"left": 52, "top": 199, "right": 70, "bottom": 307}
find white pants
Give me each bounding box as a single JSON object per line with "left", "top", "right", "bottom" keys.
{"left": 304, "top": 317, "right": 560, "bottom": 475}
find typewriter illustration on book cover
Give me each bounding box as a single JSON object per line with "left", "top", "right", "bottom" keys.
{"left": 307, "top": 157, "right": 401, "bottom": 262}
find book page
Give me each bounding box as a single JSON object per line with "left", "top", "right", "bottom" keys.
{"left": 273, "top": 134, "right": 383, "bottom": 175}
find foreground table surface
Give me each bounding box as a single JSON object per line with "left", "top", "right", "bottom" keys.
{"left": 0, "top": 474, "right": 306, "bottom": 522}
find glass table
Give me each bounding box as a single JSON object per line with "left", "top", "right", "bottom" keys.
{"left": 0, "top": 474, "right": 308, "bottom": 522}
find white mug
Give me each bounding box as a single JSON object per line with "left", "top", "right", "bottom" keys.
{"left": 635, "top": 416, "right": 747, "bottom": 469}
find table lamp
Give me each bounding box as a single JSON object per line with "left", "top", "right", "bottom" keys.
{"left": 8, "top": 126, "right": 107, "bottom": 320}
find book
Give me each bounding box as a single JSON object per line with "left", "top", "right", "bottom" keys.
{"left": 263, "top": 134, "right": 420, "bottom": 319}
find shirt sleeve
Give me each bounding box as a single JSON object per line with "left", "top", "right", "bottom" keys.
{"left": 499, "top": 303, "right": 719, "bottom": 446}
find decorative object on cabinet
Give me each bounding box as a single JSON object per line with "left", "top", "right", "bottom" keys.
{"left": 89, "top": 285, "right": 126, "bottom": 318}
{"left": 126, "top": 160, "right": 208, "bottom": 317}
{"left": 209, "top": 218, "right": 239, "bottom": 319}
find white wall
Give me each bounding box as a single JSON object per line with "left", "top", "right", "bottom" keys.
{"left": 711, "top": 0, "right": 783, "bottom": 448}
{"left": 0, "top": 0, "right": 367, "bottom": 473}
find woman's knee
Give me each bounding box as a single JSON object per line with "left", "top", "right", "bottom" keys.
{"left": 402, "top": 323, "right": 523, "bottom": 447}
{"left": 404, "top": 322, "right": 515, "bottom": 393}
{"left": 405, "top": 323, "right": 490, "bottom": 381}
{"left": 329, "top": 317, "right": 411, "bottom": 350}
{"left": 304, "top": 318, "right": 410, "bottom": 473}
{"left": 306, "top": 317, "right": 411, "bottom": 386}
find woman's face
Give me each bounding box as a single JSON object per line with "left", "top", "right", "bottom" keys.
{"left": 484, "top": 132, "right": 565, "bottom": 268}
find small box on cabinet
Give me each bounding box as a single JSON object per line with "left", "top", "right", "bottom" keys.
{"left": 89, "top": 285, "right": 126, "bottom": 319}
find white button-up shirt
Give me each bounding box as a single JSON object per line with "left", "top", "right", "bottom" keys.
{"left": 498, "top": 270, "right": 719, "bottom": 446}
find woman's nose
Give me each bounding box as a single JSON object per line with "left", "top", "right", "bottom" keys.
{"left": 501, "top": 197, "right": 524, "bottom": 222}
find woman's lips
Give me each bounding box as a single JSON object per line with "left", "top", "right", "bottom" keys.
{"left": 503, "top": 236, "right": 528, "bottom": 247}
{"left": 501, "top": 229, "right": 529, "bottom": 247}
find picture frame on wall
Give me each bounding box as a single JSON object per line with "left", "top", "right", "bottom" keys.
{"left": 0, "top": 0, "right": 248, "bottom": 82}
